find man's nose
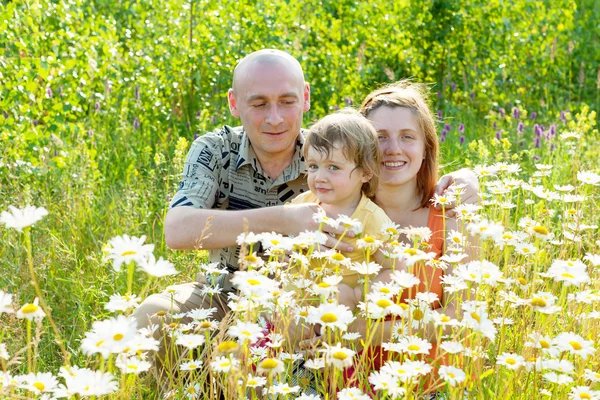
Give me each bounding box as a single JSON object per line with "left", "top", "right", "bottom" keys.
{"left": 265, "top": 104, "right": 284, "bottom": 126}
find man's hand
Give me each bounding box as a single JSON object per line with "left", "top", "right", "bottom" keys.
{"left": 282, "top": 203, "right": 355, "bottom": 253}
{"left": 433, "top": 168, "right": 479, "bottom": 216}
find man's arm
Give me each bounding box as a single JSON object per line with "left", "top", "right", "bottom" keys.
{"left": 165, "top": 203, "right": 355, "bottom": 251}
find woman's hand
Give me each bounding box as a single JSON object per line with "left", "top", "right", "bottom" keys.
{"left": 433, "top": 168, "right": 479, "bottom": 216}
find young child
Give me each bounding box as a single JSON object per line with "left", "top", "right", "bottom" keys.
{"left": 291, "top": 110, "right": 393, "bottom": 310}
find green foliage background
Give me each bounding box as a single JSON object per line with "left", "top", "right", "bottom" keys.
{"left": 1, "top": 0, "right": 599, "bottom": 374}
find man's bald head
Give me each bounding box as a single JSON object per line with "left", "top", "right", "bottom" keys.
{"left": 232, "top": 49, "right": 305, "bottom": 94}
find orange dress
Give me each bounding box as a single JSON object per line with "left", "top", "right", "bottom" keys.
{"left": 348, "top": 205, "right": 447, "bottom": 392}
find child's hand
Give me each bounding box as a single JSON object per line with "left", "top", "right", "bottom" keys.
{"left": 338, "top": 283, "right": 361, "bottom": 310}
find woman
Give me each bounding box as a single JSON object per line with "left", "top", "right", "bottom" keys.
{"left": 342, "top": 81, "right": 466, "bottom": 392}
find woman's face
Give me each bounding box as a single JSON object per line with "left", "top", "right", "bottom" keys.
{"left": 367, "top": 106, "right": 425, "bottom": 187}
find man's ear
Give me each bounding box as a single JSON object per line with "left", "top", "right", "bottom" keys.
{"left": 303, "top": 82, "right": 311, "bottom": 112}
{"left": 228, "top": 89, "right": 240, "bottom": 118}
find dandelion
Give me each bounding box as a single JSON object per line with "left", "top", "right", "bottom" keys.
{"left": 0, "top": 205, "right": 48, "bottom": 231}
{"left": 16, "top": 298, "right": 46, "bottom": 321}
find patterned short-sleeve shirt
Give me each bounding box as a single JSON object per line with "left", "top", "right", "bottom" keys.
{"left": 170, "top": 125, "right": 310, "bottom": 275}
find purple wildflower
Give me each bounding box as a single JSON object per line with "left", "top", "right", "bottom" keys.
{"left": 196, "top": 110, "right": 201, "bottom": 118}
{"left": 135, "top": 85, "right": 140, "bottom": 101}
{"left": 437, "top": 110, "right": 443, "bottom": 119}
{"left": 33, "top": 119, "right": 38, "bottom": 126}
{"left": 46, "top": 87, "right": 53, "bottom": 98}
{"left": 530, "top": 112, "right": 537, "bottom": 120}
{"left": 534, "top": 124, "right": 542, "bottom": 137}
{"left": 444, "top": 123, "right": 451, "bottom": 132}
{"left": 440, "top": 135, "right": 446, "bottom": 143}
{"left": 493, "top": 121, "right": 497, "bottom": 129}
{"left": 499, "top": 108, "right": 506, "bottom": 118}
{"left": 2, "top": 111, "right": 8, "bottom": 119}
{"left": 495, "top": 130, "right": 502, "bottom": 140}
{"left": 451, "top": 82, "right": 457, "bottom": 92}
{"left": 512, "top": 107, "right": 520, "bottom": 119}
{"left": 194, "top": 133, "right": 199, "bottom": 140}
{"left": 534, "top": 137, "right": 541, "bottom": 148}
{"left": 344, "top": 97, "right": 353, "bottom": 106}
{"left": 95, "top": 102, "right": 101, "bottom": 112}
{"left": 333, "top": 104, "right": 340, "bottom": 111}
{"left": 460, "top": 135, "right": 465, "bottom": 144}
{"left": 458, "top": 123, "right": 465, "bottom": 134}
{"left": 470, "top": 91, "right": 475, "bottom": 100}
{"left": 517, "top": 122, "right": 524, "bottom": 133}
{"left": 87, "top": 130, "right": 94, "bottom": 137}
{"left": 533, "top": 155, "right": 540, "bottom": 161}
{"left": 550, "top": 143, "right": 556, "bottom": 151}
{"left": 549, "top": 124, "right": 556, "bottom": 138}
{"left": 133, "top": 117, "right": 140, "bottom": 130}
{"left": 560, "top": 111, "right": 567, "bottom": 123}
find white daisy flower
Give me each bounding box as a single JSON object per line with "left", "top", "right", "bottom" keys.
{"left": 0, "top": 205, "right": 48, "bottom": 231}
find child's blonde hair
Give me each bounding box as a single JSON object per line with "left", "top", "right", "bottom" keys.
{"left": 303, "top": 110, "right": 380, "bottom": 198}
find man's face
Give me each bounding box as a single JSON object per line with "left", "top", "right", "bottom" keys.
{"left": 228, "top": 62, "right": 310, "bottom": 163}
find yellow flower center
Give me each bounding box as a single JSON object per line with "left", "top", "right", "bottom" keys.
{"left": 318, "top": 282, "right": 331, "bottom": 288}
{"left": 270, "top": 239, "right": 280, "bottom": 245}
{"left": 33, "top": 382, "right": 45, "bottom": 391}
{"left": 568, "top": 209, "right": 577, "bottom": 215}
{"left": 561, "top": 273, "right": 575, "bottom": 279}
{"left": 128, "top": 365, "right": 138, "bottom": 370}
{"left": 532, "top": 226, "right": 549, "bottom": 235}
{"left": 579, "top": 394, "right": 591, "bottom": 400}
{"left": 438, "top": 197, "right": 448, "bottom": 203}
{"left": 404, "top": 248, "right": 418, "bottom": 256}
{"left": 121, "top": 250, "right": 137, "bottom": 256}
{"left": 248, "top": 379, "right": 258, "bottom": 385}
{"left": 505, "top": 357, "right": 516, "bottom": 365}
{"left": 448, "top": 372, "right": 455, "bottom": 378}
{"left": 200, "top": 321, "right": 212, "bottom": 329}
{"left": 470, "top": 312, "right": 481, "bottom": 323}
{"left": 440, "top": 315, "right": 451, "bottom": 323}
{"left": 95, "top": 340, "right": 105, "bottom": 347}
{"left": 386, "top": 228, "right": 398, "bottom": 235}
{"left": 539, "top": 340, "right": 550, "bottom": 349}
{"left": 333, "top": 351, "right": 348, "bottom": 360}
{"left": 299, "top": 311, "right": 308, "bottom": 317}
{"left": 531, "top": 298, "right": 547, "bottom": 307}
{"left": 408, "top": 344, "right": 420, "bottom": 351}
{"left": 241, "top": 330, "right": 252, "bottom": 337}
{"left": 244, "top": 255, "right": 258, "bottom": 263}
{"left": 217, "top": 341, "right": 238, "bottom": 352}
{"left": 413, "top": 309, "right": 424, "bottom": 321}
{"left": 518, "top": 277, "right": 527, "bottom": 285}
{"left": 321, "top": 313, "right": 338, "bottom": 323}
{"left": 364, "top": 236, "right": 375, "bottom": 243}
{"left": 22, "top": 304, "right": 39, "bottom": 314}
{"left": 521, "top": 248, "right": 530, "bottom": 253}
{"left": 219, "top": 361, "right": 230, "bottom": 368}
{"left": 569, "top": 341, "right": 583, "bottom": 351}
{"left": 452, "top": 237, "right": 461, "bottom": 243}
{"left": 113, "top": 333, "right": 124, "bottom": 341}
{"left": 247, "top": 279, "right": 261, "bottom": 285}
{"left": 380, "top": 287, "right": 391, "bottom": 294}
{"left": 188, "top": 364, "right": 197, "bottom": 369}
{"left": 260, "top": 358, "right": 279, "bottom": 369}
{"left": 376, "top": 299, "right": 392, "bottom": 308}
{"left": 399, "top": 303, "right": 409, "bottom": 310}
{"left": 332, "top": 253, "right": 345, "bottom": 261}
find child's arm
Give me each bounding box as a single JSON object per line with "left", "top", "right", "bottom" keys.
{"left": 337, "top": 283, "right": 361, "bottom": 311}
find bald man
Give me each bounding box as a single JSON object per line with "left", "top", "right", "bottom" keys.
{"left": 133, "top": 50, "right": 334, "bottom": 351}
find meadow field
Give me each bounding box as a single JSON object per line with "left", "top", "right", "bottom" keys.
{"left": 1, "top": 0, "right": 599, "bottom": 398}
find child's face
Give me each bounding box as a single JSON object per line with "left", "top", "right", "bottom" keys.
{"left": 306, "top": 144, "right": 370, "bottom": 210}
